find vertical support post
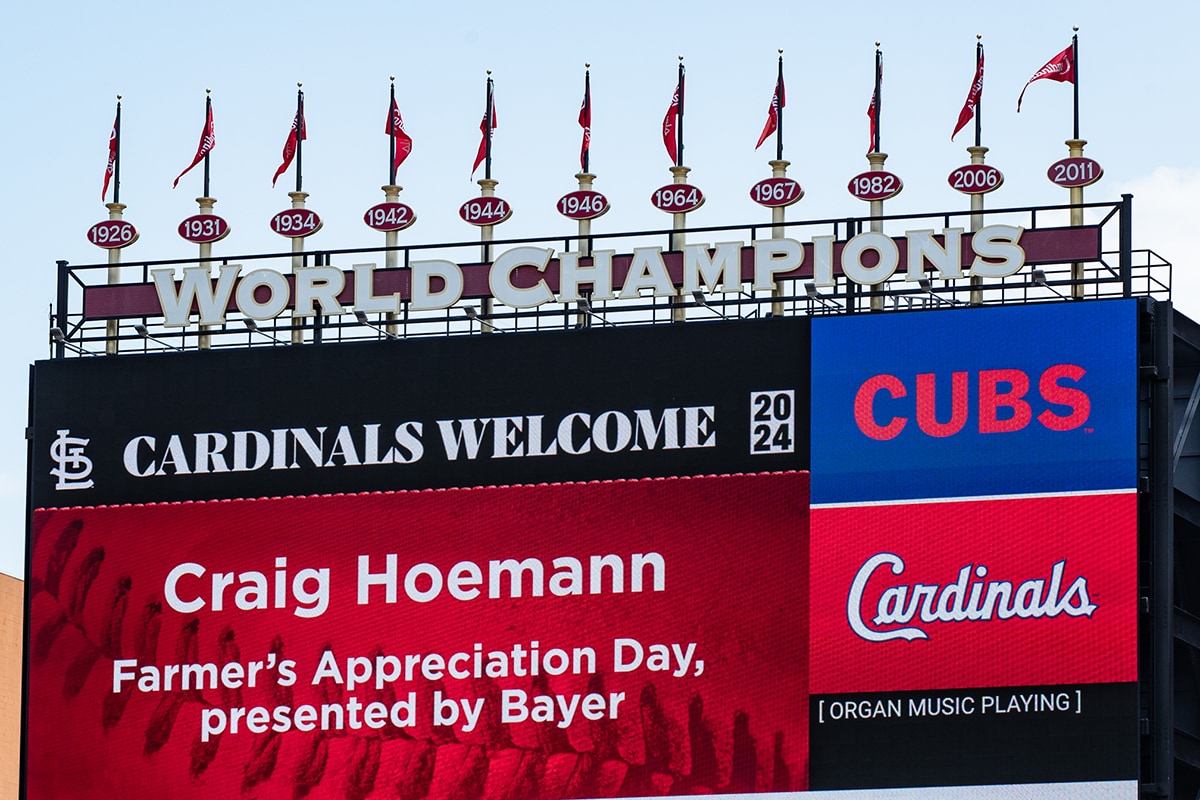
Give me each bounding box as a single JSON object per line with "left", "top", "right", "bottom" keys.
{"left": 866, "top": 151, "right": 888, "bottom": 311}
{"left": 382, "top": 184, "right": 402, "bottom": 335}
{"left": 1120, "top": 193, "right": 1133, "bottom": 298}
{"left": 967, "top": 146, "right": 988, "bottom": 306}
{"left": 669, "top": 165, "right": 690, "bottom": 322}
{"left": 104, "top": 203, "right": 126, "bottom": 354}
{"left": 289, "top": 191, "right": 309, "bottom": 344}
{"left": 312, "top": 252, "right": 324, "bottom": 345}
{"left": 575, "top": 172, "right": 596, "bottom": 328}
{"left": 196, "top": 196, "right": 217, "bottom": 350}
{"left": 1066, "top": 138, "right": 1087, "bottom": 299}
{"left": 478, "top": 179, "right": 499, "bottom": 330}
{"left": 844, "top": 218, "right": 858, "bottom": 314}
{"left": 769, "top": 159, "right": 790, "bottom": 317}
{"left": 55, "top": 261, "right": 69, "bottom": 360}
{"left": 1149, "top": 298, "right": 1174, "bottom": 798}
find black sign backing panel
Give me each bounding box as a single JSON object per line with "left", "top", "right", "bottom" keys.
{"left": 30, "top": 318, "right": 810, "bottom": 508}
{"left": 808, "top": 683, "right": 1139, "bottom": 789}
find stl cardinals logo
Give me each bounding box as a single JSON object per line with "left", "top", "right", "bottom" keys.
{"left": 50, "top": 429, "right": 94, "bottom": 491}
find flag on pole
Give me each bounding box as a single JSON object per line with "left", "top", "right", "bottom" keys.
{"left": 273, "top": 98, "right": 306, "bottom": 187}
{"left": 471, "top": 81, "right": 496, "bottom": 178}
{"left": 173, "top": 101, "right": 215, "bottom": 188}
{"left": 866, "top": 50, "right": 882, "bottom": 153}
{"left": 102, "top": 109, "right": 119, "bottom": 201}
{"left": 952, "top": 44, "right": 985, "bottom": 140}
{"left": 578, "top": 69, "right": 591, "bottom": 172}
{"left": 755, "top": 67, "right": 786, "bottom": 150}
{"left": 386, "top": 97, "right": 413, "bottom": 174}
{"left": 662, "top": 67, "right": 684, "bottom": 164}
{"left": 1017, "top": 44, "right": 1075, "bottom": 112}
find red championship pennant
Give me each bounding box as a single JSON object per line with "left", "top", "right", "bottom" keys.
{"left": 1017, "top": 43, "right": 1075, "bottom": 112}
{"left": 102, "top": 101, "right": 119, "bottom": 201}
{"left": 578, "top": 67, "right": 592, "bottom": 172}
{"left": 662, "top": 62, "right": 684, "bottom": 165}
{"left": 952, "top": 42, "right": 985, "bottom": 141}
{"left": 755, "top": 54, "right": 786, "bottom": 153}
{"left": 173, "top": 96, "right": 214, "bottom": 188}
{"left": 386, "top": 92, "right": 413, "bottom": 177}
{"left": 273, "top": 91, "right": 307, "bottom": 188}
{"left": 866, "top": 47, "right": 882, "bottom": 153}
{"left": 471, "top": 76, "right": 497, "bottom": 178}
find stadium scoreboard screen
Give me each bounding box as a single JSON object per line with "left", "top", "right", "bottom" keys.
{"left": 25, "top": 300, "right": 1139, "bottom": 799}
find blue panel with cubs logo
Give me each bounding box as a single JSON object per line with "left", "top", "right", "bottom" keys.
{"left": 811, "top": 299, "right": 1137, "bottom": 504}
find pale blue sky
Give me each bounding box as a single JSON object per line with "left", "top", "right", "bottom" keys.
{"left": 2, "top": 0, "right": 1196, "bottom": 577}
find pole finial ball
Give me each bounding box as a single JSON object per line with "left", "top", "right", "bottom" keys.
{"left": 389, "top": 75, "right": 395, "bottom": 82}
{"left": 976, "top": 33, "right": 982, "bottom": 40}
{"left": 297, "top": 82, "right": 303, "bottom": 88}
{"left": 1073, "top": 25, "right": 1079, "bottom": 32}
{"left": 875, "top": 41, "right": 881, "bottom": 48}
{"left": 205, "top": 88, "right": 211, "bottom": 94}
{"left": 585, "top": 62, "right": 590, "bottom": 68}
{"left": 116, "top": 93, "right": 122, "bottom": 101}
{"left": 678, "top": 54, "right": 684, "bottom": 61}
{"left": 487, "top": 69, "right": 492, "bottom": 76}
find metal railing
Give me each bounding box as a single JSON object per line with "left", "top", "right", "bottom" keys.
{"left": 49, "top": 196, "right": 1166, "bottom": 358}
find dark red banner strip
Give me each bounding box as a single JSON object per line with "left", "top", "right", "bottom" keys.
{"left": 82, "top": 226, "right": 1101, "bottom": 321}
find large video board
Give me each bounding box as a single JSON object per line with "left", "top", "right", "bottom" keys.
{"left": 25, "top": 303, "right": 1139, "bottom": 798}
{"left": 809, "top": 301, "right": 1139, "bottom": 792}
{"left": 26, "top": 320, "right": 809, "bottom": 799}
